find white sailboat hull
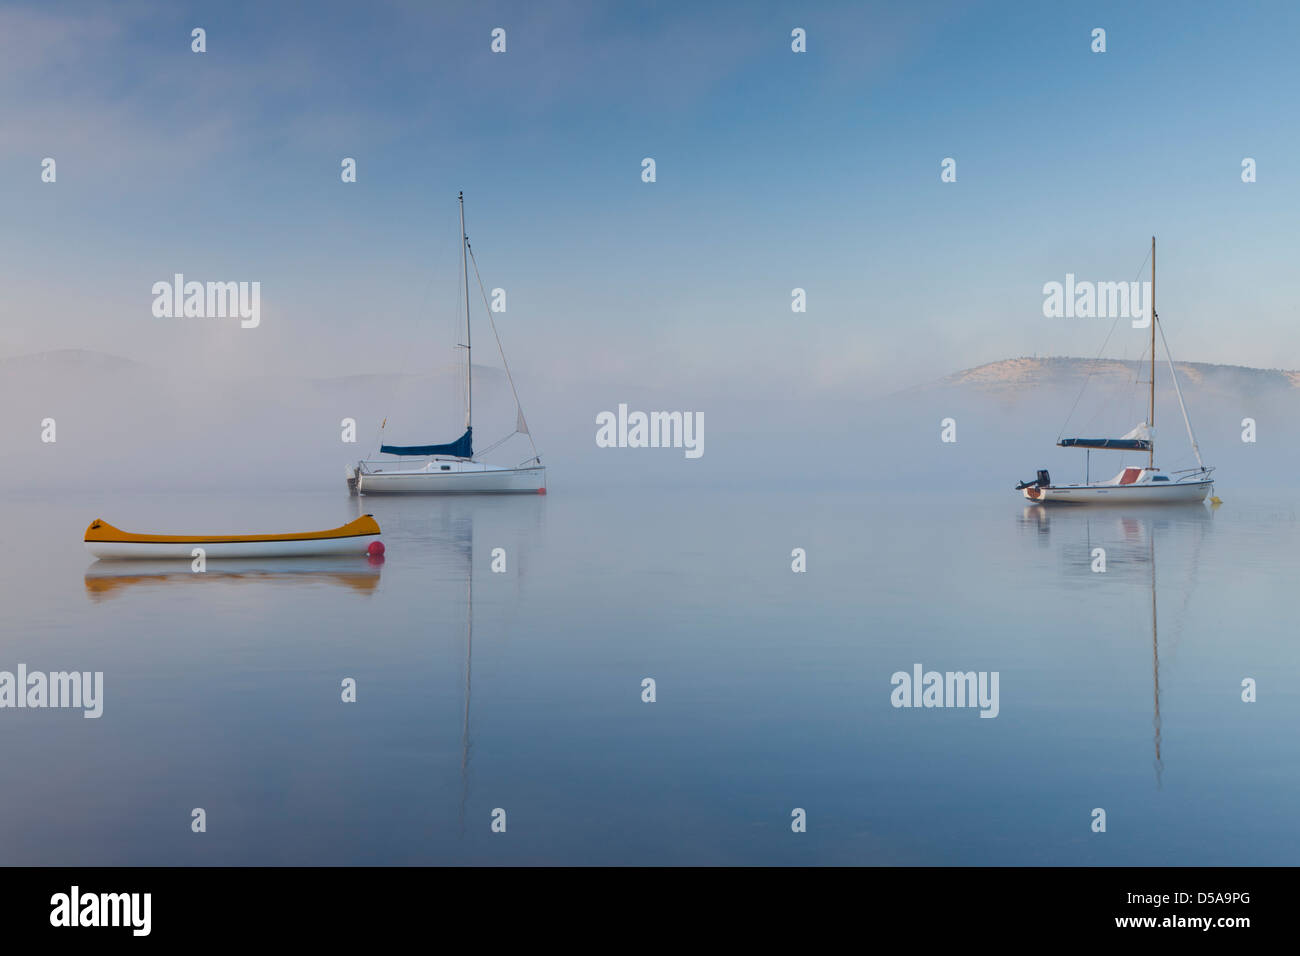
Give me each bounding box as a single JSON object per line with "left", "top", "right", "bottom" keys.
{"left": 1024, "top": 479, "right": 1212, "bottom": 504}
{"left": 351, "top": 461, "right": 546, "bottom": 495}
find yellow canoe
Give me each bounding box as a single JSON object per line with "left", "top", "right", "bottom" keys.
{"left": 85, "top": 515, "right": 382, "bottom": 560}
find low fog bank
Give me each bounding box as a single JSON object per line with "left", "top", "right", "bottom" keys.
{"left": 876, "top": 382, "right": 1296, "bottom": 493}
{"left": 1, "top": 351, "right": 1295, "bottom": 497}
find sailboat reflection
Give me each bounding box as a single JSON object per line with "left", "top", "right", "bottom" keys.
{"left": 347, "top": 493, "right": 543, "bottom": 836}
{"left": 83, "top": 557, "right": 384, "bottom": 602}
{"left": 1020, "top": 505, "right": 1212, "bottom": 787}
{"left": 460, "top": 528, "right": 473, "bottom": 838}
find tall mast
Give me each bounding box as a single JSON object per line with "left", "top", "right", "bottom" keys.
{"left": 1148, "top": 235, "right": 1155, "bottom": 469}
{"left": 460, "top": 192, "right": 472, "bottom": 431}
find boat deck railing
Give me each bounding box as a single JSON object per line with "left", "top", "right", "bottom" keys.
{"left": 356, "top": 456, "right": 543, "bottom": 471}
{"left": 1171, "top": 467, "right": 1215, "bottom": 482}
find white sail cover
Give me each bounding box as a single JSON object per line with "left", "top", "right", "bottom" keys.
{"left": 1059, "top": 421, "right": 1154, "bottom": 451}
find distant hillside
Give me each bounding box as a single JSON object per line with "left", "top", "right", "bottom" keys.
{"left": 0, "top": 348, "right": 147, "bottom": 372}
{"left": 933, "top": 356, "right": 1300, "bottom": 396}
{"left": 0, "top": 349, "right": 505, "bottom": 386}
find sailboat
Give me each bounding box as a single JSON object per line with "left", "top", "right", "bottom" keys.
{"left": 1016, "top": 238, "right": 1215, "bottom": 504}
{"left": 347, "top": 192, "right": 546, "bottom": 495}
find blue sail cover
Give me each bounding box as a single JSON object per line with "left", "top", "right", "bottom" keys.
{"left": 1058, "top": 437, "right": 1151, "bottom": 451}
{"left": 381, "top": 427, "right": 473, "bottom": 458}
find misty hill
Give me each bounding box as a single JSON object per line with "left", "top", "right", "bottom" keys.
{"left": 0, "top": 348, "right": 149, "bottom": 373}
{"left": 933, "top": 357, "right": 1300, "bottom": 398}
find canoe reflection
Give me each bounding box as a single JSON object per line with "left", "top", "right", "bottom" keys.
{"left": 84, "top": 556, "right": 383, "bottom": 601}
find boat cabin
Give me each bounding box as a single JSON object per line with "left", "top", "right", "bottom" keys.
{"left": 1108, "top": 467, "right": 1170, "bottom": 486}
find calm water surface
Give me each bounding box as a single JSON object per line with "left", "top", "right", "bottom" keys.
{"left": 0, "top": 486, "right": 1296, "bottom": 864}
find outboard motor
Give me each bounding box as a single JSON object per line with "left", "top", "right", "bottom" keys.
{"left": 1016, "top": 469, "right": 1052, "bottom": 491}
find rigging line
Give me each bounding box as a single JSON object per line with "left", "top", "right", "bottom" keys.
{"left": 466, "top": 242, "right": 540, "bottom": 460}
{"left": 1058, "top": 311, "right": 1124, "bottom": 440}
{"left": 1156, "top": 312, "right": 1206, "bottom": 470}
{"left": 1057, "top": 246, "right": 1155, "bottom": 440}
{"left": 380, "top": 271, "right": 441, "bottom": 446}
{"left": 475, "top": 432, "right": 516, "bottom": 457}
{"left": 1126, "top": 344, "right": 1150, "bottom": 431}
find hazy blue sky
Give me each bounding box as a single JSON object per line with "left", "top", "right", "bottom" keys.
{"left": 3, "top": 0, "right": 1298, "bottom": 398}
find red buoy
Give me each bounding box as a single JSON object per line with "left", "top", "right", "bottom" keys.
{"left": 368, "top": 540, "right": 385, "bottom": 557}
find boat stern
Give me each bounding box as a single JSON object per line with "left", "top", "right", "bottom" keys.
{"left": 1016, "top": 468, "right": 1051, "bottom": 502}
